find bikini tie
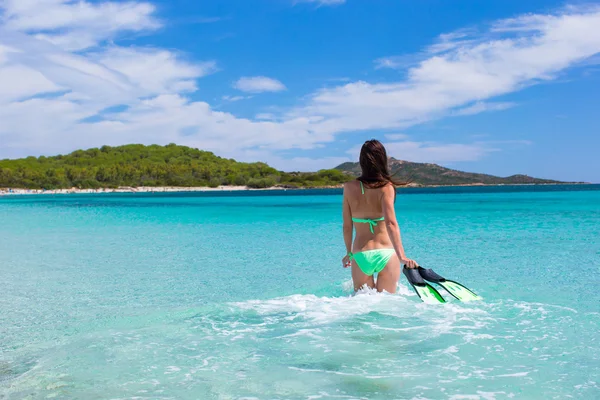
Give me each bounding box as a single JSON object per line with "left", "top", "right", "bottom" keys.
{"left": 351, "top": 217, "right": 385, "bottom": 234}
{"left": 365, "top": 220, "right": 378, "bottom": 234}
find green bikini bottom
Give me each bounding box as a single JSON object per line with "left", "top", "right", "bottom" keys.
{"left": 349, "top": 249, "right": 396, "bottom": 276}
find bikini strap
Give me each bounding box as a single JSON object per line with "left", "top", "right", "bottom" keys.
{"left": 359, "top": 181, "right": 364, "bottom": 195}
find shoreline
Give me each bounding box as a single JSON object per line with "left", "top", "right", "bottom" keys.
{"left": 0, "top": 185, "right": 262, "bottom": 195}
{"left": 0, "top": 182, "right": 593, "bottom": 196}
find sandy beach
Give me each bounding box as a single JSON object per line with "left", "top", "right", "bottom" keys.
{"left": 1, "top": 182, "right": 590, "bottom": 196}
{"left": 0, "top": 185, "right": 273, "bottom": 195}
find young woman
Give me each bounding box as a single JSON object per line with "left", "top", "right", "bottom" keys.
{"left": 342, "top": 140, "right": 418, "bottom": 293}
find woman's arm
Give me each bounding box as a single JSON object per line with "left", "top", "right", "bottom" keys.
{"left": 381, "top": 184, "right": 418, "bottom": 268}
{"left": 342, "top": 184, "right": 353, "bottom": 267}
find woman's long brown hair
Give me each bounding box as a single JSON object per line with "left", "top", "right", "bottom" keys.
{"left": 358, "top": 139, "right": 409, "bottom": 189}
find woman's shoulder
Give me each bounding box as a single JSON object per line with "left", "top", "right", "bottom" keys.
{"left": 343, "top": 180, "right": 359, "bottom": 190}
{"left": 378, "top": 182, "right": 396, "bottom": 197}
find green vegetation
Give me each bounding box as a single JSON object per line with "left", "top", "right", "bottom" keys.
{"left": 0, "top": 144, "right": 351, "bottom": 189}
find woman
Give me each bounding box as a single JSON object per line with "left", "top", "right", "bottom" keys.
{"left": 342, "top": 140, "right": 418, "bottom": 293}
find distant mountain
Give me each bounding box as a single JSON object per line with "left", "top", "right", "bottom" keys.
{"left": 335, "top": 158, "right": 570, "bottom": 186}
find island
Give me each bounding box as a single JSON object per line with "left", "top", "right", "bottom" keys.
{"left": 0, "top": 144, "right": 577, "bottom": 194}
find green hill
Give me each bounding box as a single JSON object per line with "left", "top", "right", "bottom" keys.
{"left": 335, "top": 158, "right": 568, "bottom": 186}
{"left": 0, "top": 144, "right": 349, "bottom": 189}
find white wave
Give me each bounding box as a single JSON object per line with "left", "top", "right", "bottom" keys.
{"left": 232, "top": 292, "right": 412, "bottom": 324}
{"left": 229, "top": 288, "right": 492, "bottom": 351}
{"left": 496, "top": 371, "right": 530, "bottom": 377}
{"left": 449, "top": 392, "right": 510, "bottom": 400}
{"left": 341, "top": 278, "right": 415, "bottom": 297}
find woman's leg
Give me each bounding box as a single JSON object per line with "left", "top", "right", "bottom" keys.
{"left": 351, "top": 260, "right": 375, "bottom": 291}
{"left": 376, "top": 255, "right": 400, "bottom": 293}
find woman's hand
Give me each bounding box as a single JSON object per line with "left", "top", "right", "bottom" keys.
{"left": 400, "top": 257, "right": 419, "bottom": 269}
{"left": 342, "top": 254, "right": 351, "bottom": 268}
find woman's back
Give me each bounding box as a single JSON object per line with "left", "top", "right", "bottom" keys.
{"left": 345, "top": 180, "right": 393, "bottom": 251}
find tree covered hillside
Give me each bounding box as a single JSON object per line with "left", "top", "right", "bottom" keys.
{"left": 0, "top": 144, "right": 350, "bottom": 189}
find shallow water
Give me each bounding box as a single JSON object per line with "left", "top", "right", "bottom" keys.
{"left": 1, "top": 186, "right": 599, "bottom": 399}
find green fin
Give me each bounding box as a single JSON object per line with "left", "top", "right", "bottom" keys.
{"left": 412, "top": 284, "right": 446, "bottom": 304}
{"left": 437, "top": 280, "right": 481, "bottom": 302}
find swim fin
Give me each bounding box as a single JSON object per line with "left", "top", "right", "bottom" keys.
{"left": 418, "top": 267, "right": 481, "bottom": 302}
{"left": 402, "top": 267, "right": 446, "bottom": 304}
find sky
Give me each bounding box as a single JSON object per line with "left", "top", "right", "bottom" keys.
{"left": 1, "top": 0, "right": 599, "bottom": 182}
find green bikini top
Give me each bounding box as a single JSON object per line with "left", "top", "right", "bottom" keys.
{"left": 351, "top": 181, "right": 385, "bottom": 234}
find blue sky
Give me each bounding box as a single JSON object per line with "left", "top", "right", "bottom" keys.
{"left": 1, "top": 0, "right": 599, "bottom": 182}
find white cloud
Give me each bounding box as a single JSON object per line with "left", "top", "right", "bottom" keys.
{"left": 375, "top": 31, "right": 477, "bottom": 70}
{"left": 240, "top": 151, "right": 351, "bottom": 172}
{"left": 93, "top": 47, "right": 216, "bottom": 94}
{"left": 425, "top": 30, "right": 479, "bottom": 55}
{"left": 383, "top": 141, "right": 499, "bottom": 163}
{"left": 0, "top": 29, "right": 212, "bottom": 106}
{"left": 1, "top": 0, "right": 160, "bottom": 50}
{"left": 346, "top": 135, "right": 532, "bottom": 164}
{"left": 287, "top": 6, "right": 600, "bottom": 137}
{"left": 0, "top": 64, "right": 63, "bottom": 102}
{"left": 222, "top": 95, "right": 249, "bottom": 102}
{"left": 255, "top": 113, "right": 277, "bottom": 120}
{"left": 294, "top": 0, "right": 346, "bottom": 6}
{"left": 233, "top": 76, "right": 286, "bottom": 93}
{"left": 485, "top": 139, "right": 533, "bottom": 146}
{"left": 1, "top": 2, "right": 600, "bottom": 168}
{"left": 347, "top": 140, "right": 500, "bottom": 164}
{"left": 374, "top": 55, "right": 419, "bottom": 70}
{"left": 277, "top": 156, "right": 351, "bottom": 172}
{"left": 384, "top": 133, "right": 409, "bottom": 141}
{"left": 453, "top": 101, "right": 516, "bottom": 116}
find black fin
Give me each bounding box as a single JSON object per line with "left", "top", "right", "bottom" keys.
{"left": 403, "top": 267, "right": 427, "bottom": 286}
{"left": 417, "top": 267, "right": 446, "bottom": 283}
{"left": 403, "top": 267, "right": 446, "bottom": 303}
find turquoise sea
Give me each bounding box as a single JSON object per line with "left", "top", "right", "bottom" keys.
{"left": 1, "top": 185, "right": 599, "bottom": 400}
